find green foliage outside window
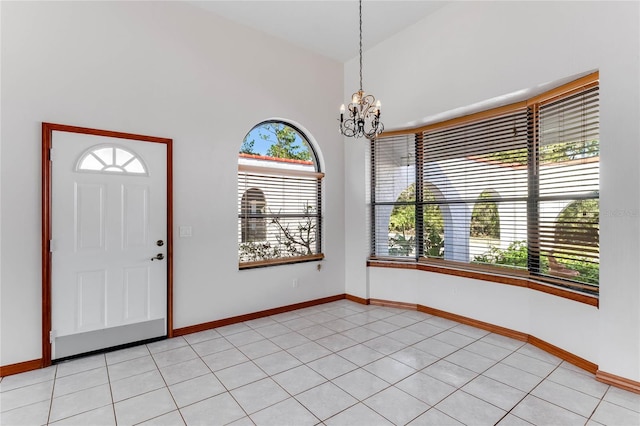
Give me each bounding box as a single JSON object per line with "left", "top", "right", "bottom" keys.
{"left": 388, "top": 184, "right": 444, "bottom": 257}
{"left": 470, "top": 191, "right": 500, "bottom": 239}
{"left": 240, "top": 139, "right": 256, "bottom": 155}
{"left": 472, "top": 240, "right": 530, "bottom": 269}
{"left": 472, "top": 196, "right": 599, "bottom": 287}
{"left": 472, "top": 240, "right": 599, "bottom": 286}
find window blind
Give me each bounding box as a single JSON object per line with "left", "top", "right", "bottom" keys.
{"left": 238, "top": 167, "right": 322, "bottom": 265}
{"left": 370, "top": 134, "right": 417, "bottom": 258}
{"left": 369, "top": 75, "right": 599, "bottom": 294}
{"left": 535, "top": 85, "right": 599, "bottom": 288}
{"left": 422, "top": 110, "right": 529, "bottom": 267}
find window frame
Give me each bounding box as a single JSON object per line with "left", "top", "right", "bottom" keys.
{"left": 369, "top": 72, "right": 599, "bottom": 301}
{"left": 238, "top": 121, "right": 324, "bottom": 269}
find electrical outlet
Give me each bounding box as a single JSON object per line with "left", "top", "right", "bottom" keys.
{"left": 292, "top": 279, "right": 299, "bottom": 288}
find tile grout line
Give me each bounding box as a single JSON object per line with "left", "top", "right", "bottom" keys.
{"left": 46, "top": 365, "right": 58, "bottom": 425}
{"left": 7, "top": 301, "right": 636, "bottom": 426}
{"left": 291, "top": 307, "right": 456, "bottom": 424}
{"left": 227, "top": 304, "right": 376, "bottom": 422}
{"left": 301, "top": 306, "right": 477, "bottom": 424}
{"left": 104, "top": 354, "right": 118, "bottom": 426}
{"left": 47, "top": 355, "right": 113, "bottom": 425}
{"left": 496, "top": 359, "right": 574, "bottom": 425}
{"left": 145, "top": 340, "right": 187, "bottom": 426}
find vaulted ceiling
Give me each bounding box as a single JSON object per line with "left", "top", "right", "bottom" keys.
{"left": 187, "top": 1, "right": 447, "bottom": 62}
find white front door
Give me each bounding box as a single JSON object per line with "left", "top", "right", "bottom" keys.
{"left": 51, "top": 131, "right": 167, "bottom": 360}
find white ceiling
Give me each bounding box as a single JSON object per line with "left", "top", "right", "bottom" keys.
{"left": 187, "top": 1, "right": 447, "bottom": 62}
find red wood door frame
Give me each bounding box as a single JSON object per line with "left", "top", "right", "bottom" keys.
{"left": 42, "top": 122, "right": 174, "bottom": 366}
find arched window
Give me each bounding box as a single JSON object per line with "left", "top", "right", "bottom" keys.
{"left": 237, "top": 121, "right": 323, "bottom": 267}
{"left": 77, "top": 144, "right": 147, "bottom": 175}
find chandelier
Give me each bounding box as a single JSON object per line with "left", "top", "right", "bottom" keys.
{"left": 339, "top": 0, "right": 384, "bottom": 139}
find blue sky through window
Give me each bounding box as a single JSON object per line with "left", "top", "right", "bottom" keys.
{"left": 241, "top": 124, "right": 310, "bottom": 158}
{"left": 243, "top": 128, "right": 273, "bottom": 155}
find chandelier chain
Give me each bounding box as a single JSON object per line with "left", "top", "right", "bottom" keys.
{"left": 359, "top": 0, "right": 363, "bottom": 91}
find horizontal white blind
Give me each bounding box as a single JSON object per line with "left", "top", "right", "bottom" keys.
{"left": 536, "top": 86, "right": 599, "bottom": 287}
{"left": 238, "top": 170, "right": 321, "bottom": 263}
{"left": 422, "top": 110, "right": 529, "bottom": 267}
{"left": 369, "top": 77, "right": 599, "bottom": 293}
{"left": 371, "top": 134, "right": 417, "bottom": 258}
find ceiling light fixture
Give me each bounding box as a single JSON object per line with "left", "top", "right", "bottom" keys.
{"left": 339, "top": 0, "right": 384, "bottom": 139}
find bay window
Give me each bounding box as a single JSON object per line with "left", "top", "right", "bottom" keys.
{"left": 370, "top": 73, "right": 599, "bottom": 295}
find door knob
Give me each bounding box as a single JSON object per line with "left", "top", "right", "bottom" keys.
{"left": 151, "top": 253, "right": 164, "bottom": 261}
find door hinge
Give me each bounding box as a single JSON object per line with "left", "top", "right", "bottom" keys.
{"left": 49, "top": 239, "right": 55, "bottom": 252}
{"left": 49, "top": 330, "right": 56, "bottom": 343}
{"left": 49, "top": 148, "right": 54, "bottom": 161}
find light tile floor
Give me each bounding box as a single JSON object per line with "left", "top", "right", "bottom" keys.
{"left": 1, "top": 300, "right": 639, "bottom": 425}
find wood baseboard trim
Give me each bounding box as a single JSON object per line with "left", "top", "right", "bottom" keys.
{"left": 5, "top": 294, "right": 636, "bottom": 394}
{"left": 528, "top": 336, "right": 597, "bottom": 374}
{"left": 370, "top": 298, "right": 417, "bottom": 310}
{"left": 364, "top": 297, "right": 610, "bottom": 380}
{"left": 345, "top": 294, "right": 369, "bottom": 305}
{"left": 173, "top": 294, "right": 346, "bottom": 337}
{"left": 417, "top": 304, "right": 528, "bottom": 341}
{"left": 0, "top": 359, "right": 43, "bottom": 377}
{"left": 596, "top": 370, "right": 640, "bottom": 394}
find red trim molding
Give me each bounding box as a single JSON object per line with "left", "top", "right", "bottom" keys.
{"left": 41, "top": 122, "right": 174, "bottom": 366}
{"left": 173, "top": 294, "right": 345, "bottom": 337}
{"left": 596, "top": 370, "right": 640, "bottom": 394}
{"left": 370, "top": 298, "right": 417, "bottom": 310}
{"left": 8, "top": 291, "right": 638, "bottom": 394}
{"left": 0, "top": 359, "right": 43, "bottom": 378}
{"left": 528, "top": 336, "right": 597, "bottom": 374}
{"left": 360, "top": 296, "right": 613, "bottom": 381}
{"left": 345, "top": 294, "right": 369, "bottom": 305}
{"left": 417, "top": 304, "right": 529, "bottom": 342}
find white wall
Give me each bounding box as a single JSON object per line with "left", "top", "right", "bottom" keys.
{"left": 0, "top": 1, "right": 345, "bottom": 366}
{"left": 345, "top": 1, "right": 640, "bottom": 381}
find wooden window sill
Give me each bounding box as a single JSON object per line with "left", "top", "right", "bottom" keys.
{"left": 367, "top": 258, "right": 598, "bottom": 307}
{"left": 240, "top": 253, "right": 324, "bottom": 270}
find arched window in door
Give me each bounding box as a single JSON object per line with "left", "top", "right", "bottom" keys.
{"left": 76, "top": 144, "right": 148, "bottom": 175}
